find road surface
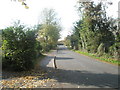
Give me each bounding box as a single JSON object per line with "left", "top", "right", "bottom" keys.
{"left": 40, "top": 45, "right": 119, "bottom": 88}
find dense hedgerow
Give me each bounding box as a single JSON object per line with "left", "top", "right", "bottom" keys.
{"left": 2, "top": 25, "right": 42, "bottom": 71}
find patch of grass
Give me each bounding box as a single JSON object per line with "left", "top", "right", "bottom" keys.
{"left": 73, "top": 50, "right": 120, "bottom": 66}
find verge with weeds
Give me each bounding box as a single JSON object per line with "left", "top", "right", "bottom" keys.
{"left": 73, "top": 50, "right": 120, "bottom": 66}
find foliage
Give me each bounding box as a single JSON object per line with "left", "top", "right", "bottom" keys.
{"left": 97, "top": 43, "right": 105, "bottom": 56}
{"left": 2, "top": 24, "right": 42, "bottom": 71}
{"left": 64, "top": 35, "right": 72, "bottom": 48}
{"left": 37, "top": 8, "right": 61, "bottom": 52}
{"left": 0, "top": 30, "right": 2, "bottom": 47}
{"left": 1, "top": 68, "right": 51, "bottom": 88}
{"left": 109, "top": 42, "right": 120, "bottom": 60}
{"left": 65, "top": 2, "right": 120, "bottom": 61}
{"left": 2, "top": 8, "right": 61, "bottom": 71}
{"left": 74, "top": 50, "right": 120, "bottom": 65}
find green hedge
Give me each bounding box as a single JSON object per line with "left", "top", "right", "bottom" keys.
{"left": 2, "top": 25, "right": 42, "bottom": 71}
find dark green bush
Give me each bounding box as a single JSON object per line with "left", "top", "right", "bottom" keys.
{"left": 2, "top": 25, "right": 42, "bottom": 71}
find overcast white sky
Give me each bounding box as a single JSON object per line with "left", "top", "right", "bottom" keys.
{"left": 0, "top": 0, "right": 119, "bottom": 40}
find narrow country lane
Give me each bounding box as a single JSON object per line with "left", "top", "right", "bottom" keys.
{"left": 40, "top": 45, "right": 119, "bottom": 88}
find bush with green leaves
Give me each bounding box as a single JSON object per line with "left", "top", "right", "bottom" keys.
{"left": 109, "top": 42, "right": 120, "bottom": 60}
{"left": 2, "top": 25, "right": 42, "bottom": 71}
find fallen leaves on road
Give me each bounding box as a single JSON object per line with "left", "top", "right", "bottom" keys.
{"left": 1, "top": 69, "right": 53, "bottom": 88}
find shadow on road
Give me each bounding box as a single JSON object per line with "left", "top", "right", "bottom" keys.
{"left": 56, "top": 57, "right": 74, "bottom": 60}
{"left": 2, "top": 53, "right": 119, "bottom": 88}
{"left": 43, "top": 67, "right": 118, "bottom": 88}
{"left": 39, "top": 48, "right": 119, "bottom": 88}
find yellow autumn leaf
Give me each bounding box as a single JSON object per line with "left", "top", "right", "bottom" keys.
{"left": 18, "top": 0, "right": 22, "bottom": 2}
{"left": 22, "top": 2, "right": 25, "bottom": 5}
{"left": 25, "top": 5, "right": 29, "bottom": 9}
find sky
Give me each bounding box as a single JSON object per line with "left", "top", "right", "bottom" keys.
{"left": 0, "top": 0, "right": 119, "bottom": 40}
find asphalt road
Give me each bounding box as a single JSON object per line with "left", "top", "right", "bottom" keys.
{"left": 40, "top": 45, "right": 119, "bottom": 88}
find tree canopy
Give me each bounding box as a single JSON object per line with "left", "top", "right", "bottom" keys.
{"left": 64, "top": 2, "right": 120, "bottom": 60}
{"left": 37, "top": 8, "right": 61, "bottom": 52}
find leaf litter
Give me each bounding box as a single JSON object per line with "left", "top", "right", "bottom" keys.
{"left": 1, "top": 68, "right": 54, "bottom": 88}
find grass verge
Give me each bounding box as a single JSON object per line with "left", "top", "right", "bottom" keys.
{"left": 73, "top": 50, "right": 120, "bottom": 66}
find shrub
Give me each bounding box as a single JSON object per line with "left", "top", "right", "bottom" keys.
{"left": 109, "top": 42, "right": 120, "bottom": 60}
{"left": 2, "top": 25, "right": 42, "bottom": 71}
{"left": 97, "top": 43, "right": 105, "bottom": 56}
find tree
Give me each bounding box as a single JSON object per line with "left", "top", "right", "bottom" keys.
{"left": 66, "top": 1, "right": 119, "bottom": 60}
{"left": 37, "top": 8, "right": 61, "bottom": 52}
{"left": 75, "top": 2, "right": 116, "bottom": 53}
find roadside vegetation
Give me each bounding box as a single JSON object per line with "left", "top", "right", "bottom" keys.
{"left": 73, "top": 50, "right": 120, "bottom": 65}
{"left": 1, "top": 8, "right": 61, "bottom": 71}
{"left": 1, "top": 0, "right": 119, "bottom": 88}
{"left": 64, "top": 2, "right": 120, "bottom": 65}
